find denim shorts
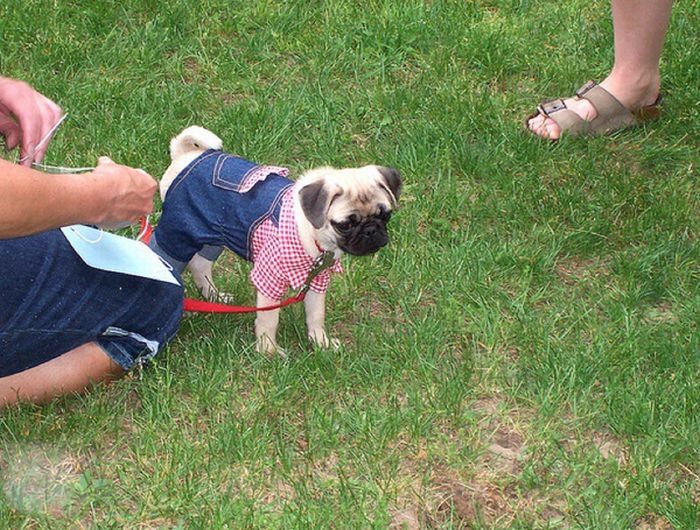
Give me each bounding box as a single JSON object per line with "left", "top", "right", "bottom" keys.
{"left": 0, "top": 229, "right": 184, "bottom": 377}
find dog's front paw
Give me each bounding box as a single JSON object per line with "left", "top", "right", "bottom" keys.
{"left": 308, "top": 329, "right": 341, "bottom": 351}
{"left": 256, "top": 335, "right": 287, "bottom": 358}
{"left": 210, "top": 291, "right": 236, "bottom": 304}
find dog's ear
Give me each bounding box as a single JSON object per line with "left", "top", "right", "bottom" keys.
{"left": 299, "top": 179, "right": 342, "bottom": 229}
{"left": 378, "top": 166, "right": 402, "bottom": 206}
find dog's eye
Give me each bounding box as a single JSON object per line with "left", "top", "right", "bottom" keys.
{"left": 376, "top": 205, "right": 392, "bottom": 221}
{"left": 332, "top": 217, "right": 357, "bottom": 233}
{"left": 375, "top": 207, "right": 391, "bottom": 222}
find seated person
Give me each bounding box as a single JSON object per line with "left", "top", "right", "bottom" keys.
{"left": 0, "top": 76, "right": 183, "bottom": 406}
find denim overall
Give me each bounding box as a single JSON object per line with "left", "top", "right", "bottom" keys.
{"left": 149, "top": 150, "right": 293, "bottom": 272}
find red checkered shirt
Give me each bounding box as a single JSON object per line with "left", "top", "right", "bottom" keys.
{"left": 248, "top": 184, "right": 343, "bottom": 302}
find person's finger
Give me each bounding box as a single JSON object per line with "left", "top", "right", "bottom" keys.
{"left": 17, "top": 105, "right": 41, "bottom": 165}
{"left": 0, "top": 80, "right": 65, "bottom": 163}
{"left": 98, "top": 156, "right": 115, "bottom": 165}
{"left": 0, "top": 124, "right": 21, "bottom": 151}
{"left": 47, "top": 98, "right": 62, "bottom": 122}
{"left": 13, "top": 90, "right": 61, "bottom": 164}
{"left": 32, "top": 99, "right": 63, "bottom": 163}
{"left": 5, "top": 131, "right": 20, "bottom": 150}
{"left": 0, "top": 112, "right": 20, "bottom": 150}
{"left": 19, "top": 143, "right": 36, "bottom": 166}
{"left": 0, "top": 101, "right": 11, "bottom": 117}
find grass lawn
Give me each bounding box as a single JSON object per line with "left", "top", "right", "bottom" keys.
{"left": 1, "top": 0, "right": 698, "bottom": 528}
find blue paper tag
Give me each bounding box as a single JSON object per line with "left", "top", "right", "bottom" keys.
{"left": 61, "top": 225, "right": 180, "bottom": 286}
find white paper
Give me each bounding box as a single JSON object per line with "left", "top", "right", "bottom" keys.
{"left": 61, "top": 225, "right": 180, "bottom": 285}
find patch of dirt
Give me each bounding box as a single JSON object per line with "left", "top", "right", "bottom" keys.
{"left": 427, "top": 472, "right": 510, "bottom": 528}
{"left": 260, "top": 479, "right": 295, "bottom": 505}
{"left": 470, "top": 396, "right": 528, "bottom": 476}
{"left": 554, "top": 256, "right": 610, "bottom": 285}
{"left": 181, "top": 56, "right": 202, "bottom": 84}
{"left": 493, "top": 426, "right": 523, "bottom": 450}
{"left": 313, "top": 452, "right": 340, "bottom": 483}
{"left": 389, "top": 507, "right": 422, "bottom": 530}
{"left": 427, "top": 471, "right": 569, "bottom": 529}
{"left": 470, "top": 395, "right": 503, "bottom": 415}
{"left": 221, "top": 92, "right": 247, "bottom": 106}
{"left": 220, "top": 464, "right": 296, "bottom": 512}
{"left": 592, "top": 433, "right": 627, "bottom": 466}
{"left": 351, "top": 133, "right": 369, "bottom": 149}
{"left": 361, "top": 395, "right": 570, "bottom": 528}
{"left": 643, "top": 300, "right": 678, "bottom": 324}
{"left": 124, "top": 388, "right": 143, "bottom": 410}
{"left": 634, "top": 514, "right": 673, "bottom": 529}
{"left": 295, "top": 433, "right": 309, "bottom": 452}
{"left": 483, "top": 426, "right": 525, "bottom": 475}
{"left": 384, "top": 440, "right": 430, "bottom": 528}
{"left": 506, "top": 345, "right": 520, "bottom": 361}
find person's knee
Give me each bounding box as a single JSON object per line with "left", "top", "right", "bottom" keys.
{"left": 139, "top": 279, "right": 184, "bottom": 351}
{"left": 97, "top": 279, "right": 184, "bottom": 371}
{"left": 157, "top": 281, "right": 185, "bottom": 345}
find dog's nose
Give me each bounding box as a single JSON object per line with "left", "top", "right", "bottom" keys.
{"left": 363, "top": 224, "right": 378, "bottom": 236}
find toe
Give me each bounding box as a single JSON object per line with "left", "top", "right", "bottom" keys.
{"left": 544, "top": 117, "right": 561, "bottom": 140}
{"left": 527, "top": 114, "right": 545, "bottom": 131}
{"left": 528, "top": 114, "right": 560, "bottom": 140}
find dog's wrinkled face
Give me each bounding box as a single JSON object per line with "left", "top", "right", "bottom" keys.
{"left": 297, "top": 165, "right": 401, "bottom": 256}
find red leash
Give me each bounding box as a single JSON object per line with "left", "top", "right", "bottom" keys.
{"left": 138, "top": 216, "right": 331, "bottom": 314}
{"left": 182, "top": 292, "right": 305, "bottom": 313}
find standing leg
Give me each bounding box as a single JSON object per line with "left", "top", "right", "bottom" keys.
{"left": 304, "top": 290, "right": 340, "bottom": 349}
{"left": 255, "top": 292, "right": 284, "bottom": 356}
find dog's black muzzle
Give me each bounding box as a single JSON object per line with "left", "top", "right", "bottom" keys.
{"left": 339, "top": 219, "right": 389, "bottom": 256}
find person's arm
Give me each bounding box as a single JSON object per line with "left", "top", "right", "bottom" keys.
{"left": 0, "top": 157, "right": 157, "bottom": 239}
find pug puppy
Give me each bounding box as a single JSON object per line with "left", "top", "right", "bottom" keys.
{"left": 149, "top": 126, "right": 401, "bottom": 355}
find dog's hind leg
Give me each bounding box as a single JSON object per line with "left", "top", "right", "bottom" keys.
{"left": 188, "top": 245, "right": 223, "bottom": 300}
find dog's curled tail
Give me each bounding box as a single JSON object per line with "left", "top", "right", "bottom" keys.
{"left": 169, "top": 126, "right": 223, "bottom": 161}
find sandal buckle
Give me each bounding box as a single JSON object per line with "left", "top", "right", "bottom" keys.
{"left": 575, "top": 80, "right": 597, "bottom": 98}
{"left": 539, "top": 99, "right": 566, "bottom": 116}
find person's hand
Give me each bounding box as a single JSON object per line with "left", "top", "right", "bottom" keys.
{"left": 86, "top": 157, "right": 158, "bottom": 228}
{"left": 0, "top": 77, "right": 62, "bottom": 166}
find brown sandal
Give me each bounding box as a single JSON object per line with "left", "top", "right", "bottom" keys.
{"left": 525, "top": 80, "right": 662, "bottom": 139}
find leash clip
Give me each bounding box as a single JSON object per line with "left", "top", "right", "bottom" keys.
{"left": 298, "top": 251, "right": 335, "bottom": 296}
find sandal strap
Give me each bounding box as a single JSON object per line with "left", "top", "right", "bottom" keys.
{"left": 575, "top": 80, "right": 637, "bottom": 133}
{"left": 536, "top": 99, "right": 588, "bottom": 134}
